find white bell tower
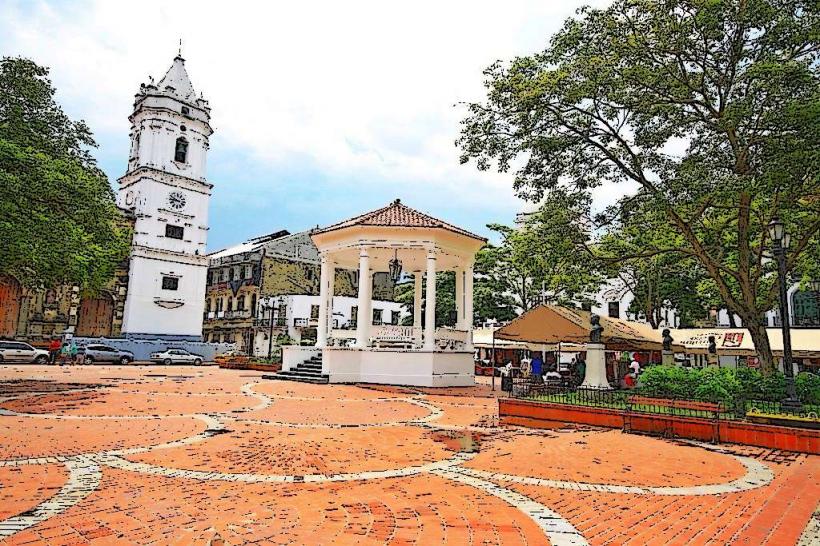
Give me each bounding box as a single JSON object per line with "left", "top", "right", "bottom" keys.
{"left": 117, "top": 53, "right": 213, "bottom": 341}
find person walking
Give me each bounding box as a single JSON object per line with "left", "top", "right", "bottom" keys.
{"left": 48, "top": 338, "right": 61, "bottom": 365}
{"left": 68, "top": 341, "right": 78, "bottom": 365}
{"left": 59, "top": 342, "right": 70, "bottom": 366}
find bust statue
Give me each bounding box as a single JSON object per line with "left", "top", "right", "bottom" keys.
{"left": 708, "top": 335, "right": 717, "bottom": 354}
{"left": 662, "top": 328, "right": 674, "bottom": 352}
{"left": 590, "top": 314, "right": 603, "bottom": 343}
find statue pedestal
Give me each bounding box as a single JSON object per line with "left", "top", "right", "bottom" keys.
{"left": 662, "top": 350, "right": 675, "bottom": 366}
{"left": 581, "top": 343, "right": 611, "bottom": 390}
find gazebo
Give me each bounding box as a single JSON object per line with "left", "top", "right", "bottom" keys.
{"left": 280, "top": 199, "right": 486, "bottom": 386}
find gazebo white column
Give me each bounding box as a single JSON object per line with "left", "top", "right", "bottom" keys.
{"left": 464, "top": 261, "right": 474, "bottom": 348}
{"left": 355, "top": 248, "right": 372, "bottom": 348}
{"left": 316, "top": 253, "right": 331, "bottom": 347}
{"left": 424, "top": 250, "right": 437, "bottom": 350}
{"left": 455, "top": 267, "right": 464, "bottom": 329}
{"left": 413, "top": 273, "right": 422, "bottom": 343}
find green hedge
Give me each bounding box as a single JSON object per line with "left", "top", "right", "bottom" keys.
{"left": 638, "top": 365, "right": 819, "bottom": 405}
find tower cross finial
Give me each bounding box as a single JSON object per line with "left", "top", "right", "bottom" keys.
{"left": 178, "top": 38, "right": 183, "bottom": 57}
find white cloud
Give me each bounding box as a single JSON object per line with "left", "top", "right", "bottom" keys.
{"left": 1, "top": 0, "right": 614, "bottom": 224}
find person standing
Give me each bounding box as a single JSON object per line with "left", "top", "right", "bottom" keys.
{"left": 530, "top": 353, "right": 543, "bottom": 383}
{"left": 575, "top": 356, "right": 587, "bottom": 386}
{"left": 48, "top": 338, "right": 61, "bottom": 365}
{"left": 629, "top": 357, "right": 641, "bottom": 377}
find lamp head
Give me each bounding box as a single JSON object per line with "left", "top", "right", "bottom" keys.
{"left": 768, "top": 217, "right": 785, "bottom": 244}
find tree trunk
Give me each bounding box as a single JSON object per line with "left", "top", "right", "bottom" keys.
{"left": 745, "top": 320, "right": 776, "bottom": 375}
{"left": 727, "top": 311, "right": 737, "bottom": 328}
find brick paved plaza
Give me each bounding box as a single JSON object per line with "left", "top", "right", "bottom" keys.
{"left": 0, "top": 365, "right": 818, "bottom": 545}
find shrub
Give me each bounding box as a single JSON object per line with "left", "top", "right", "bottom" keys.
{"left": 638, "top": 366, "right": 699, "bottom": 398}
{"left": 795, "top": 372, "right": 820, "bottom": 405}
{"left": 694, "top": 367, "right": 742, "bottom": 404}
{"left": 734, "top": 367, "right": 764, "bottom": 399}
{"left": 759, "top": 372, "right": 786, "bottom": 401}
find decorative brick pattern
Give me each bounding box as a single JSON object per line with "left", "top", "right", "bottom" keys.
{"left": 0, "top": 365, "right": 817, "bottom": 545}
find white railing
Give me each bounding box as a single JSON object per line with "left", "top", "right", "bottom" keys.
{"left": 370, "top": 325, "right": 419, "bottom": 345}
{"left": 435, "top": 328, "right": 470, "bottom": 351}
{"left": 435, "top": 328, "right": 469, "bottom": 343}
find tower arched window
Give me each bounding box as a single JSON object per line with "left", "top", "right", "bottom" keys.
{"left": 174, "top": 137, "right": 188, "bottom": 163}
{"left": 227, "top": 297, "right": 233, "bottom": 312}
{"left": 251, "top": 294, "right": 257, "bottom": 317}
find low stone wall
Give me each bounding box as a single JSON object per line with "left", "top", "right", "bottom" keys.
{"left": 71, "top": 337, "right": 235, "bottom": 361}
{"left": 499, "top": 398, "right": 820, "bottom": 454}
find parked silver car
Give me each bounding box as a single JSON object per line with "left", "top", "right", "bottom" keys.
{"left": 150, "top": 348, "right": 204, "bottom": 365}
{"left": 81, "top": 344, "right": 134, "bottom": 365}
{"left": 0, "top": 341, "right": 50, "bottom": 364}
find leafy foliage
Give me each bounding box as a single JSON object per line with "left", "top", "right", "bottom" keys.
{"left": 480, "top": 191, "right": 603, "bottom": 314}
{"left": 458, "top": 0, "right": 820, "bottom": 373}
{"left": 639, "top": 365, "right": 812, "bottom": 403}
{"left": 0, "top": 57, "right": 130, "bottom": 292}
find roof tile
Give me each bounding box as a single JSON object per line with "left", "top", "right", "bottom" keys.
{"left": 314, "top": 199, "right": 486, "bottom": 241}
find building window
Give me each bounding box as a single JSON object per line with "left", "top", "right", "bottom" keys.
{"left": 391, "top": 311, "right": 400, "bottom": 325}
{"left": 310, "top": 305, "right": 319, "bottom": 319}
{"left": 233, "top": 267, "right": 241, "bottom": 281}
{"left": 162, "top": 276, "right": 179, "bottom": 291}
{"left": 216, "top": 298, "right": 223, "bottom": 312}
{"left": 174, "top": 137, "right": 188, "bottom": 163}
{"left": 608, "top": 301, "right": 620, "bottom": 319}
{"left": 250, "top": 294, "right": 257, "bottom": 317}
{"left": 227, "top": 297, "right": 233, "bottom": 311}
{"left": 245, "top": 265, "right": 253, "bottom": 279}
{"left": 165, "top": 224, "right": 184, "bottom": 240}
{"left": 237, "top": 295, "right": 246, "bottom": 311}
{"left": 372, "top": 308, "right": 383, "bottom": 325}
{"left": 205, "top": 299, "right": 211, "bottom": 313}
{"left": 350, "top": 306, "right": 358, "bottom": 328}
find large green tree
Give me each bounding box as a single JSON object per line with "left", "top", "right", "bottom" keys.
{"left": 481, "top": 191, "right": 603, "bottom": 314}
{"left": 0, "top": 57, "right": 130, "bottom": 292}
{"left": 459, "top": 0, "right": 819, "bottom": 373}
{"left": 598, "top": 200, "right": 711, "bottom": 328}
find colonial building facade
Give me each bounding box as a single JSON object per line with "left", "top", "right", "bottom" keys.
{"left": 0, "top": 208, "right": 135, "bottom": 342}
{"left": 117, "top": 54, "right": 213, "bottom": 341}
{"left": 203, "top": 230, "right": 400, "bottom": 354}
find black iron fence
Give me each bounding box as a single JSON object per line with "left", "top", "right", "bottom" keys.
{"left": 508, "top": 378, "right": 820, "bottom": 423}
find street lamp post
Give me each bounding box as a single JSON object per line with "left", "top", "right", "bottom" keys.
{"left": 768, "top": 217, "right": 801, "bottom": 412}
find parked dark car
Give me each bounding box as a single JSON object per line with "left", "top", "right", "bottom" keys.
{"left": 81, "top": 344, "right": 134, "bottom": 365}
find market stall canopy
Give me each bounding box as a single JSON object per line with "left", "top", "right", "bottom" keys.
{"left": 495, "top": 305, "right": 682, "bottom": 351}
{"left": 472, "top": 327, "right": 557, "bottom": 351}
{"left": 673, "top": 328, "right": 820, "bottom": 358}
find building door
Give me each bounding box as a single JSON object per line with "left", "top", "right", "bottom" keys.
{"left": 0, "top": 276, "right": 21, "bottom": 338}
{"left": 76, "top": 297, "right": 114, "bottom": 337}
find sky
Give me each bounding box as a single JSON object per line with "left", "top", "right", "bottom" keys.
{"left": 1, "top": 0, "right": 617, "bottom": 252}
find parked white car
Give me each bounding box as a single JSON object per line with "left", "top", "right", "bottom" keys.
{"left": 0, "top": 341, "right": 50, "bottom": 364}
{"left": 149, "top": 348, "right": 204, "bottom": 365}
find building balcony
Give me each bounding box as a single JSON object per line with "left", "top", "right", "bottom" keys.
{"left": 254, "top": 317, "right": 287, "bottom": 328}
{"left": 294, "top": 317, "right": 319, "bottom": 328}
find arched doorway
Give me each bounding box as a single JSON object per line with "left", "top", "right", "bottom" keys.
{"left": 0, "top": 275, "right": 21, "bottom": 338}
{"left": 76, "top": 295, "right": 114, "bottom": 337}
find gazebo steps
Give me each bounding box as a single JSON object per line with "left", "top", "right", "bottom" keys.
{"left": 264, "top": 373, "right": 329, "bottom": 384}
{"left": 265, "top": 355, "right": 329, "bottom": 384}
